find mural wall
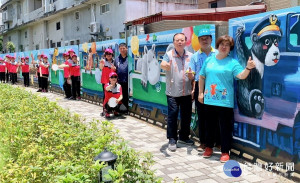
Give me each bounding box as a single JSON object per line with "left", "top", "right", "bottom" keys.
{"left": 127, "top": 24, "right": 216, "bottom": 132}
{"left": 79, "top": 39, "right": 124, "bottom": 97}
{"left": 229, "top": 6, "right": 300, "bottom": 169}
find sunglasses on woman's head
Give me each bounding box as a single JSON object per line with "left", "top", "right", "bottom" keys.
{"left": 106, "top": 53, "right": 112, "bottom": 55}
{"left": 110, "top": 76, "right": 117, "bottom": 79}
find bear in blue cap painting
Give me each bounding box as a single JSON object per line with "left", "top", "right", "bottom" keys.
{"left": 235, "top": 14, "right": 282, "bottom": 118}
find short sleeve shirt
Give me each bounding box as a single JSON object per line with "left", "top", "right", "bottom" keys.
{"left": 200, "top": 55, "right": 243, "bottom": 108}
{"left": 164, "top": 49, "right": 193, "bottom": 97}
{"left": 189, "top": 47, "right": 217, "bottom": 81}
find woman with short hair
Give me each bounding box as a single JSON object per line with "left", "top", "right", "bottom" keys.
{"left": 198, "top": 35, "right": 256, "bottom": 162}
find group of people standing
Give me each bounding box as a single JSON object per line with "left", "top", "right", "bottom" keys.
{"left": 59, "top": 49, "right": 81, "bottom": 100}
{"left": 161, "top": 31, "right": 256, "bottom": 163}
{"left": 59, "top": 44, "right": 129, "bottom": 117}
{"left": 0, "top": 55, "right": 31, "bottom": 86}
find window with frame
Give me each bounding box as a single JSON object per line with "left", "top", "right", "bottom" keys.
{"left": 75, "top": 11, "right": 80, "bottom": 20}
{"left": 157, "top": 51, "right": 166, "bottom": 74}
{"left": 100, "top": 3, "right": 110, "bottom": 14}
{"left": 119, "top": 0, "right": 122, "bottom": 4}
{"left": 25, "top": 31, "right": 27, "bottom": 38}
{"left": 36, "top": 44, "right": 39, "bottom": 50}
{"left": 51, "top": 42, "right": 56, "bottom": 48}
{"left": 210, "top": 1, "right": 217, "bottom": 8}
{"left": 19, "top": 45, "right": 23, "bottom": 52}
{"left": 57, "top": 41, "right": 61, "bottom": 47}
{"left": 56, "top": 22, "right": 60, "bottom": 30}
{"left": 70, "top": 40, "right": 75, "bottom": 45}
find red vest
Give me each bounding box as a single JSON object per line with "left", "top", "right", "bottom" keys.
{"left": 10, "top": 63, "right": 18, "bottom": 73}
{"left": 41, "top": 64, "right": 49, "bottom": 75}
{"left": 63, "top": 60, "right": 71, "bottom": 78}
{"left": 103, "top": 83, "right": 122, "bottom": 106}
{"left": 70, "top": 65, "right": 80, "bottom": 76}
{"left": 21, "top": 63, "right": 30, "bottom": 73}
{"left": 0, "top": 63, "right": 6, "bottom": 72}
{"left": 101, "top": 59, "right": 114, "bottom": 84}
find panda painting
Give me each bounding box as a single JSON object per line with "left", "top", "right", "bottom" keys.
{"left": 236, "top": 14, "right": 282, "bottom": 118}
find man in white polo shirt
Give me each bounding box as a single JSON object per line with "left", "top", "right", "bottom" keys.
{"left": 161, "top": 33, "right": 194, "bottom": 152}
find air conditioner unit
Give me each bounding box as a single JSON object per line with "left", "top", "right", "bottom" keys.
{"left": 90, "top": 22, "right": 100, "bottom": 33}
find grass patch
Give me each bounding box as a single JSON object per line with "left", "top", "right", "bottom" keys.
{"left": 0, "top": 84, "right": 162, "bottom": 183}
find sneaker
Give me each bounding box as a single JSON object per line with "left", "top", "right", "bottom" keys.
{"left": 197, "top": 144, "right": 206, "bottom": 152}
{"left": 203, "top": 147, "right": 213, "bottom": 158}
{"left": 177, "top": 138, "right": 194, "bottom": 145}
{"left": 68, "top": 97, "right": 76, "bottom": 100}
{"left": 168, "top": 138, "right": 177, "bottom": 152}
{"left": 105, "top": 112, "right": 111, "bottom": 118}
{"left": 220, "top": 153, "right": 230, "bottom": 163}
{"left": 114, "top": 111, "right": 119, "bottom": 116}
{"left": 37, "top": 89, "right": 42, "bottom": 92}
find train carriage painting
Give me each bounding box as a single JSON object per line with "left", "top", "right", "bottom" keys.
{"left": 79, "top": 39, "right": 124, "bottom": 101}
{"left": 127, "top": 24, "right": 216, "bottom": 130}
{"left": 229, "top": 6, "right": 300, "bottom": 170}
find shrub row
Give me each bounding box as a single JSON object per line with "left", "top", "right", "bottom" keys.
{"left": 0, "top": 85, "right": 162, "bottom": 183}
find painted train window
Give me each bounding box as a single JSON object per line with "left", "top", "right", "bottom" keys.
{"left": 94, "top": 53, "right": 100, "bottom": 68}
{"left": 157, "top": 51, "right": 166, "bottom": 74}
{"left": 289, "top": 14, "right": 300, "bottom": 46}
{"left": 134, "top": 52, "right": 142, "bottom": 72}
{"left": 82, "top": 54, "right": 88, "bottom": 67}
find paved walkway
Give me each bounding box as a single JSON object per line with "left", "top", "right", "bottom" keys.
{"left": 19, "top": 86, "right": 294, "bottom": 183}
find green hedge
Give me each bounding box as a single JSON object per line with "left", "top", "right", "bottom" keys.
{"left": 0, "top": 85, "right": 162, "bottom": 183}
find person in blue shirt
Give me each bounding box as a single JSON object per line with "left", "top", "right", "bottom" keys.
{"left": 198, "top": 35, "right": 256, "bottom": 163}
{"left": 189, "top": 29, "right": 219, "bottom": 152}
{"left": 114, "top": 43, "right": 129, "bottom": 113}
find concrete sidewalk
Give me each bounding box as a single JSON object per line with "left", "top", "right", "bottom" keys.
{"left": 19, "top": 86, "right": 294, "bottom": 183}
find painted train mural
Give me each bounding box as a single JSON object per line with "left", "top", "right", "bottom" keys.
{"left": 1, "top": 6, "right": 299, "bottom": 172}
{"left": 229, "top": 6, "right": 300, "bottom": 171}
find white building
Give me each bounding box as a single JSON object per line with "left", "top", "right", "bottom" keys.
{"left": 0, "top": 0, "right": 198, "bottom": 52}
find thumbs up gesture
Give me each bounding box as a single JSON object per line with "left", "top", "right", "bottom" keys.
{"left": 246, "top": 56, "right": 256, "bottom": 70}
{"left": 187, "top": 67, "right": 195, "bottom": 80}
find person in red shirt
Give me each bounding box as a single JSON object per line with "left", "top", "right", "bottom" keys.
{"left": 5, "top": 55, "right": 11, "bottom": 83}
{"left": 31, "top": 53, "right": 43, "bottom": 92}
{"left": 20, "top": 57, "right": 30, "bottom": 87}
{"left": 39, "top": 55, "right": 50, "bottom": 92}
{"left": 68, "top": 49, "right": 75, "bottom": 58}
{"left": 10, "top": 56, "right": 18, "bottom": 85}
{"left": 59, "top": 52, "right": 72, "bottom": 99}
{"left": 103, "top": 72, "right": 127, "bottom": 118}
{"left": 69, "top": 54, "right": 81, "bottom": 100}
{"left": 100, "top": 48, "right": 116, "bottom": 115}
{"left": 0, "top": 57, "right": 6, "bottom": 83}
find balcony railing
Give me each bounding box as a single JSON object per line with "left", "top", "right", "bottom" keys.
{"left": 23, "top": 7, "right": 44, "bottom": 23}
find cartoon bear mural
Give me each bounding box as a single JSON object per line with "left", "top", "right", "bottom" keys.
{"left": 236, "top": 14, "right": 282, "bottom": 118}
{"left": 136, "top": 44, "right": 160, "bottom": 87}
